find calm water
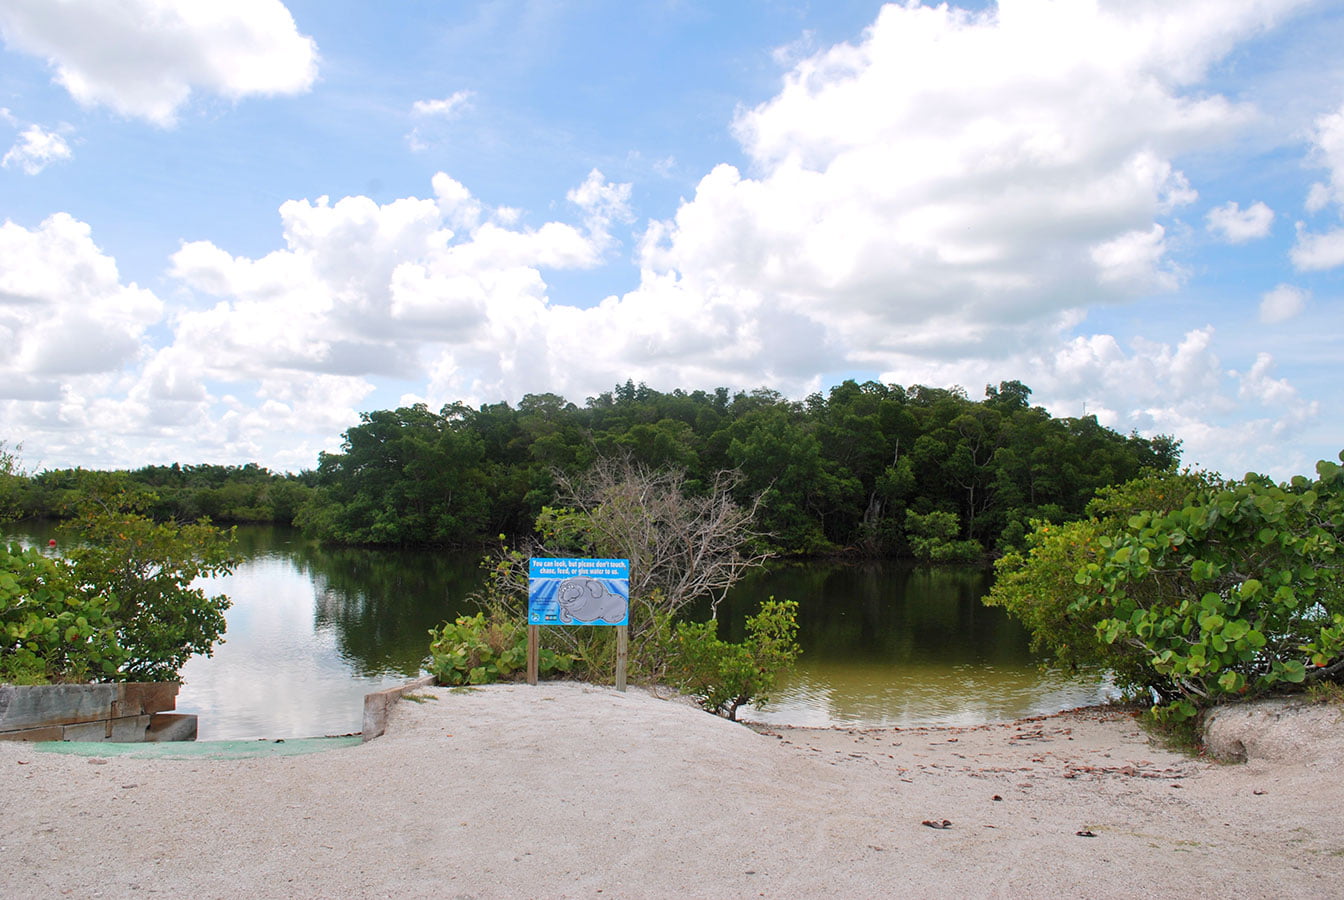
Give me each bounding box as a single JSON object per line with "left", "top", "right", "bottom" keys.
{"left": 7, "top": 523, "right": 1111, "bottom": 738}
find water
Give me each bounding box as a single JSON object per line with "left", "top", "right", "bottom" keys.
{"left": 5, "top": 523, "right": 1112, "bottom": 738}
{"left": 713, "top": 560, "right": 1114, "bottom": 727}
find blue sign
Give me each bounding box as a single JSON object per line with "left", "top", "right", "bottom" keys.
{"left": 528, "top": 558, "right": 630, "bottom": 626}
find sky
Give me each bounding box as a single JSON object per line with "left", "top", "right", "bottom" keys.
{"left": 1, "top": 0, "right": 1341, "bottom": 480}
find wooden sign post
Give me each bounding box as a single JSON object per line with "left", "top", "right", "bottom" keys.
{"left": 527, "top": 624, "right": 540, "bottom": 686}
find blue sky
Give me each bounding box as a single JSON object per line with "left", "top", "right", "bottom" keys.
{"left": 1, "top": 0, "right": 1341, "bottom": 479}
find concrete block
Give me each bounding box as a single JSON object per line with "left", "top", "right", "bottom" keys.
{"left": 145, "top": 713, "right": 197, "bottom": 742}
{"left": 0, "top": 725, "right": 65, "bottom": 742}
{"left": 0, "top": 683, "right": 181, "bottom": 738}
{"left": 62, "top": 714, "right": 152, "bottom": 742}
{"left": 0, "top": 684, "right": 120, "bottom": 730}
{"left": 118, "top": 682, "right": 180, "bottom": 716}
{"left": 362, "top": 675, "right": 435, "bottom": 741}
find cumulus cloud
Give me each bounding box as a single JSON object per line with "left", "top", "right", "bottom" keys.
{"left": 629, "top": 1, "right": 1303, "bottom": 373}
{"left": 164, "top": 172, "right": 631, "bottom": 404}
{"left": 1006, "top": 328, "right": 1318, "bottom": 480}
{"left": 1, "top": 1, "right": 1326, "bottom": 477}
{"left": 1205, "top": 200, "right": 1274, "bottom": 243}
{"left": 0, "top": 0, "right": 318, "bottom": 125}
{"left": 2, "top": 123, "right": 71, "bottom": 174}
{"left": 1259, "top": 283, "right": 1308, "bottom": 322}
{"left": 1292, "top": 103, "right": 1344, "bottom": 269}
{"left": 1303, "top": 105, "right": 1344, "bottom": 212}
{"left": 1291, "top": 223, "right": 1344, "bottom": 270}
{"left": 0, "top": 213, "right": 162, "bottom": 385}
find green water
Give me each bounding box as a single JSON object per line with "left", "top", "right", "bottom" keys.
{"left": 6, "top": 523, "right": 1111, "bottom": 738}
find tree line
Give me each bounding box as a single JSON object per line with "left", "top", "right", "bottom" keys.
{"left": 10, "top": 462, "right": 314, "bottom": 525}
{"left": 295, "top": 379, "right": 1179, "bottom": 557}
{"left": 5, "top": 379, "right": 1180, "bottom": 558}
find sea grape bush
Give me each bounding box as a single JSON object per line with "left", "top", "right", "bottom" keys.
{"left": 427, "top": 611, "right": 574, "bottom": 685}
{"left": 0, "top": 543, "right": 124, "bottom": 684}
{"left": 985, "top": 468, "right": 1218, "bottom": 696}
{"left": 1073, "top": 454, "right": 1344, "bottom": 720}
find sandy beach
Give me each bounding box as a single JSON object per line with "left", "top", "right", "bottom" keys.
{"left": 2, "top": 682, "right": 1341, "bottom": 899}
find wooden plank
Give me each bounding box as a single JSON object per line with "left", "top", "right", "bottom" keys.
{"left": 118, "top": 682, "right": 180, "bottom": 716}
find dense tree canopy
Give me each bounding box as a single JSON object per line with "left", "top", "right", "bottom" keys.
{"left": 296, "top": 379, "right": 1180, "bottom": 554}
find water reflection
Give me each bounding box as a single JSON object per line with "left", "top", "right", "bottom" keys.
{"left": 717, "top": 560, "right": 1114, "bottom": 726}
{"left": 177, "top": 529, "right": 478, "bottom": 739}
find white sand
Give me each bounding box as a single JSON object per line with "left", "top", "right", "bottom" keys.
{"left": 2, "top": 683, "right": 1341, "bottom": 899}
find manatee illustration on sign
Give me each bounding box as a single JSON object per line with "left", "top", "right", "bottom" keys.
{"left": 557, "top": 576, "right": 627, "bottom": 624}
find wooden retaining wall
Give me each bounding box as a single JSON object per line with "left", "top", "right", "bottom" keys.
{"left": 0, "top": 683, "right": 197, "bottom": 742}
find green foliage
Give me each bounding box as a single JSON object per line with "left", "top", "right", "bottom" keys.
{"left": 0, "top": 440, "right": 24, "bottom": 523}
{"left": 60, "top": 497, "right": 237, "bottom": 682}
{"left": 665, "top": 598, "right": 801, "bottom": 721}
{"left": 297, "top": 404, "right": 491, "bottom": 545}
{"left": 905, "top": 509, "right": 982, "bottom": 562}
{"left": 19, "top": 462, "right": 311, "bottom": 525}
{"left": 1074, "top": 454, "right": 1344, "bottom": 720}
{"left": 427, "top": 611, "right": 573, "bottom": 685}
{"left": 985, "top": 468, "right": 1217, "bottom": 695}
{"left": 282, "top": 378, "right": 1176, "bottom": 557}
{"left": 1, "top": 543, "right": 124, "bottom": 684}
{"left": 1, "top": 469, "right": 238, "bottom": 684}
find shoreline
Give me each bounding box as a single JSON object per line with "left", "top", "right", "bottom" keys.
{"left": 3, "top": 682, "right": 1341, "bottom": 898}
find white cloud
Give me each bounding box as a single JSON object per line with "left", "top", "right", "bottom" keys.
{"left": 412, "top": 91, "right": 474, "bottom": 118}
{"left": 1304, "top": 104, "right": 1344, "bottom": 211}
{"left": 1290, "top": 223, "right": 1344, "bottom": 270}
{"left": 628, "top": 1, "right": 1297, "bottom": 373}
{"left": 0, "top": 0, "right": 317, "bottom": 126}
{"left": 1, "top": 123, "right": 71, "bottom": 174}
{"left": 1259, "top": 283, "right": 1308, "bottom": 322}
{"left": 407, "top": 91, "right": 475, "bottom": 151}
{"left": 1293, "top": 103, "right": 1344, "bottom": 268}
{"left": 1205, "top": 200, "right": 1274, "bottom": 242}
{"left": 0, "top": 1, "right": 1328, "bottom": 478}
{"left": 1011, "top": 328, "right": 1318, "bottom": 480}
{"left": 163, "top": 172, "right": 629, "bottom": 401}
{"left": 0, "top": 213, "right": 162, "bottom": 386}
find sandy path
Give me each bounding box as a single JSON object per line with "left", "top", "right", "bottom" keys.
{"left": 2, "top": 682, "right": 1341, "bottom": 899}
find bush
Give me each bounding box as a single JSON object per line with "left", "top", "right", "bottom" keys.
{"left": 985, "top": 468, "right": 1221, "bottom": 699}
{"left": 1075, "top": 455, "right": 1344, "bottom": 720}
{"left": 476, "top": 458, "right": 772, "bottom": 684}
{"left": 665, "top": 598, "right": 801, "bottom": 721}
{"left": 1, "top": 543, "right": 124, "bottom": 684}
{"left": 61, "top": 506, "right": 236, "bottom": 681}
{"left": 428, "top": 611, "right": 574, "bottom": 685}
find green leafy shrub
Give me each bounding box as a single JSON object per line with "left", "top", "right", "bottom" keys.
{"left": 666, "top": 598, "right": 801, "bottom": 721}
{"left": 428, "top": 611, "right": 574, "bottom": 685}
{"left": 1074, "top": 455, "right": 1344, "bottom": 720}
{"left": 62, "top": 506, "right": 236, "bottom": 682}
{"left": 1, "top": 543, "right": 124, "bottom": 684}
{"left": 985, "top": 468, "right": 1223, "bottom": 699}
